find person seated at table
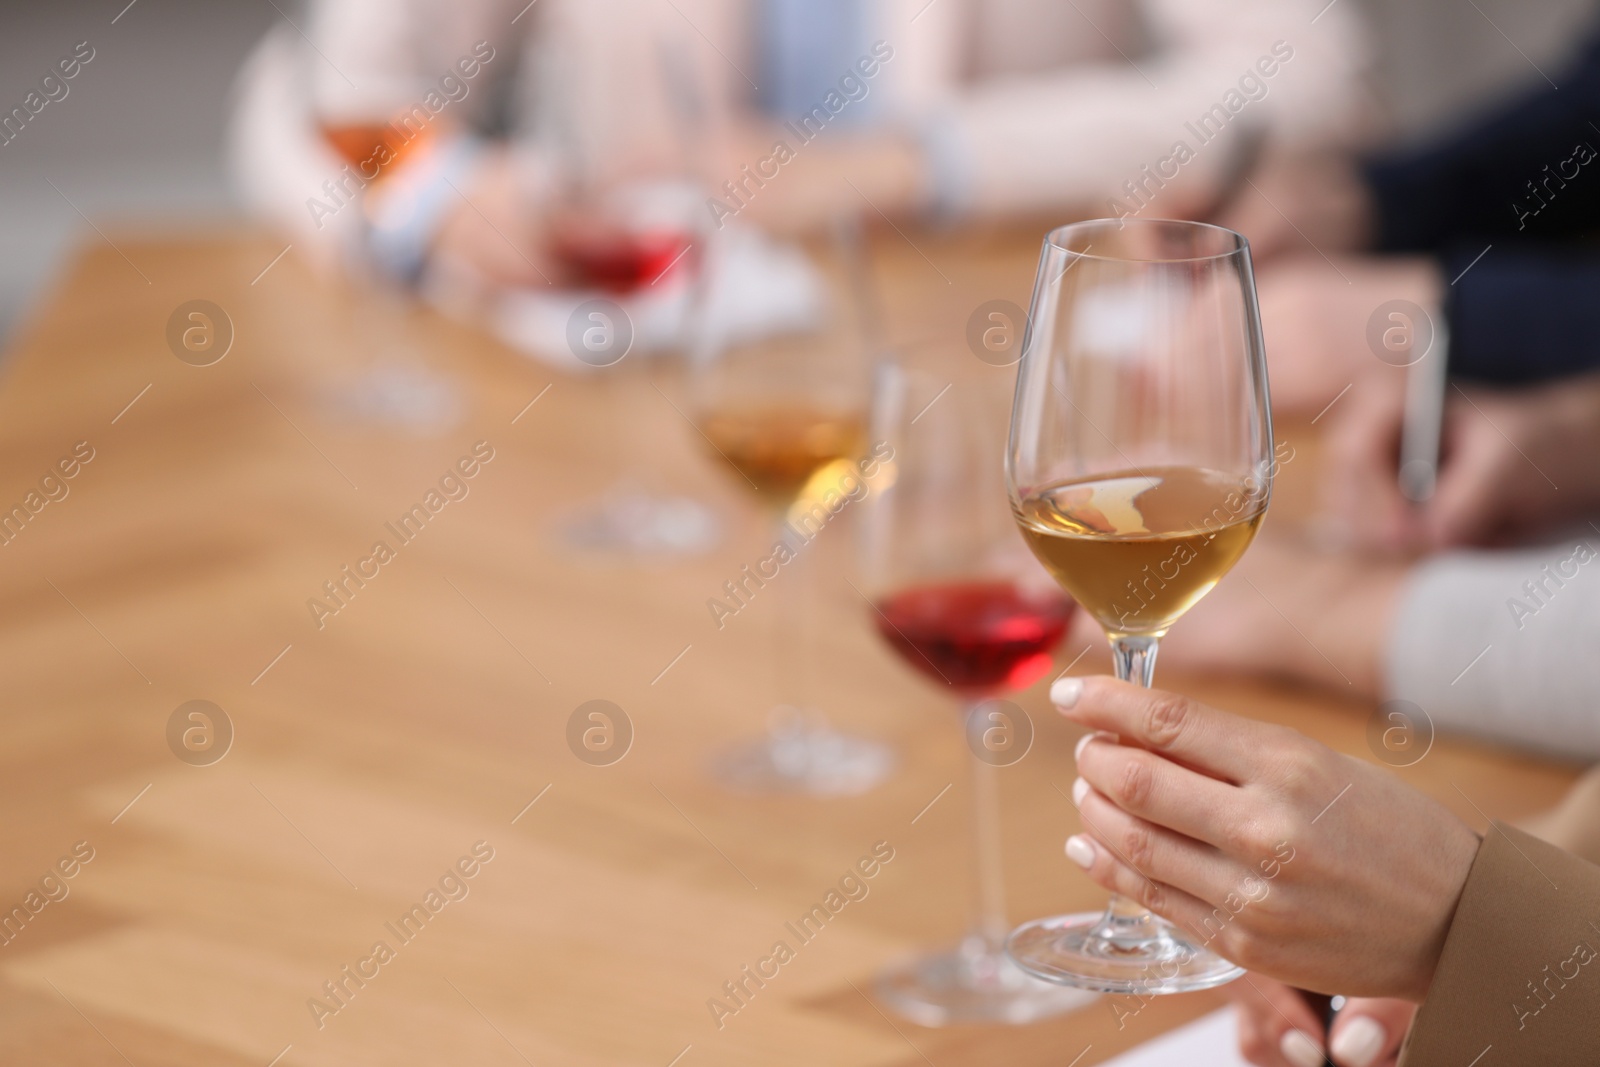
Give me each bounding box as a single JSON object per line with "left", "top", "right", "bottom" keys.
{"left": 1050, "top": 674, "right": 1600, "bottom": 1067}
{"left": 1154, "top": 20, "right": 1600, "bottom": 764}
{"left": 1223, "top": 13, "right": 1600, "bottom": 443}
{"left": 229, "top": 0, "right": 1370, "bottom": 287}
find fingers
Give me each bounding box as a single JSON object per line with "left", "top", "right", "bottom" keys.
{"left": 1073, "top": 732, "right": 1258, "bottom": 853}
{"left": 1422, "top": 408, "right": 1505, "bottom": 548}
{"left": 1062, "top": 831, "right": 1218, "bottom": 942}
{"left": 1329, "top": 998, "right": 1415, "bottom": 1067}
{"left": 1052, "top": 675, "right": 1271, "bottom": 784}
{"left": 1228, "top": 975, "right": 1326, "bottom": 1067}
{"left": 1320, "top": 378, "right": 1418, "bottom": 553}
{"left": 1071, "top": 775, "right": 1248, "bottom": 906}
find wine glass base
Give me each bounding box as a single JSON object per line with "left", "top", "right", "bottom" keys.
{"left": 1006, "top": 912, "right": 1245, "bottom": 994}
{"left": 711, "top": 725, "right": 893, "bottom": 796}
{"left": 875, "top": 944, "right": 1097, "bottom": 1027}
{"left": 558, "top": 486, "right": 721, "bottom": 559}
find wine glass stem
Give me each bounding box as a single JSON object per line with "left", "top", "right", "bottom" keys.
{"left": 1097, "top": 634, "right": 1166, "bottom": 938}
{"left": 769, "top": 516, "right": 808, "bottom": 713}
{"left": 965, "top": 709, "right": 1009, "bottom": 950}
{"left": 1110, "top": 633, "right": 1160, "bottom": 688}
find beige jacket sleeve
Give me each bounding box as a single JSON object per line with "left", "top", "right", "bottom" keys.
{"left": 1399, "top": 823, "right": 1600, "bottom": 1065}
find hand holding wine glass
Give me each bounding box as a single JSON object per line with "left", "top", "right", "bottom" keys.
{"left": 1005, "top": 218, "right": 1275, "bottom": 993}
{"left": 1051, "top": 675, "right": 1479, "bottom": 1001}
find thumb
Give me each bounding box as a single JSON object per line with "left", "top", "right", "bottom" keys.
{"left": 1328, "top": 997, "right": 1416, "bottom": 1067}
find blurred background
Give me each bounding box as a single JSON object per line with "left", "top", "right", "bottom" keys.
{"left": 0, "top": 0, "right": 1591, "bottom": 341}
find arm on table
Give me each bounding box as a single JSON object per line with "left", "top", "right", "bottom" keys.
{"left": 917, "top": 0, "right": 1370, "bottom": 219}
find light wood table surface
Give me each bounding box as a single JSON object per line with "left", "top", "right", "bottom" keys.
{"left": 0, "top": 227, "right": 1578, "bottom": 1066}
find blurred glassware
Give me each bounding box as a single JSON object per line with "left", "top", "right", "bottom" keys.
{"left": 684, "top": 217, "right": 893, "bottom": 795}
{"left": 862, "top": 361, "right": 1092, "bottom": 1025}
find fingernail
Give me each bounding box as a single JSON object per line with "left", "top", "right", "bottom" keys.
{"left": 1051, "top": 676, "right": 1083, "bottom": 709}
{"left": 1074, "top": 732, "right": 1093, "bottom": 760}
{"left": 1075, "top": 730, "right": 1114, "bottom": 761}
{"left": 1064, "top": 834, "right": 1095, "bottom": 869}
{"left": 1280, "top": 1028, "right": 1324, "bottom": 1067}
{"left": 1071, "top": 777, "right": 1090, "bottom": 807}
{"left": 1330, "top": 1016, "right": 1386, "bottom": 1067}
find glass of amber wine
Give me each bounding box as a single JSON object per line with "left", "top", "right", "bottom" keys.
{"left": 1004, "top": 219, "right": 1273, "bottom": 993}
{"left": 686, "top": 220, "right": 894, "bottom": 795}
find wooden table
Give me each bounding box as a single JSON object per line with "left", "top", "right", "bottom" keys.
{"left": 0, "top": 228, "right": 1577, "bottom": 1066}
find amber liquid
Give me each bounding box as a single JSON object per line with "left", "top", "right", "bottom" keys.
{"left": 1014, "top": 466, "right": 1265, "bottom": 637}
{"left": 698, "top": 407, "right": 865, "bottom": 505}
{"left": 319, "top": 122, "right": 432, "bottom": 178}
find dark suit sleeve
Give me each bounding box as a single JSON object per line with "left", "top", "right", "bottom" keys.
{"left": 1364, "top": 35, "right": 1600, "bottom": 251}
{"left": 1443, "top": 246, "right": 1600, "bottom": 384}
{"left": 1357, "top": 29, "right": 1600, "bottom": 385}
{"left": 1399, "top": 823, "right": 1600, "bottom": 1065}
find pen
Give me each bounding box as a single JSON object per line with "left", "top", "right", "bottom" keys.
{"left": 1398, "top": 317, "right": 1448, "bottom": 503}
{"left": 1300, "top": 991, "right": 1346, "bottom": 1067}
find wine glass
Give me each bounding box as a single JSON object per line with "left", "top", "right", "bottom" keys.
{"left": 543, "top": 27, "right": 723, "bottom": 558}
{"left": 1003, "top": 218, "right": 1273, "bottom": 993}
{"left": 684, "top": 219, "right": 894, "bottom": 795}
{"left": 862, "top": 362, "right": 1095, "bottom": 1025}
{"left": 314, "top": 87, "right": 467, "bottom": 433}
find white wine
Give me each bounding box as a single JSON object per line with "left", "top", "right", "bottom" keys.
{"left": 1014, "top": 466, "right": 1265, "bottom": 636}
{"left": 698, "top": 407, "right": 864, "bottom": 505}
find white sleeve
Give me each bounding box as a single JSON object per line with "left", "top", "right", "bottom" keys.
{"left": 1384, "top": 540, "right": 1600, "bottom": 760}
{"left": 923, "top": 0, "right": 1373, "bottom": 218}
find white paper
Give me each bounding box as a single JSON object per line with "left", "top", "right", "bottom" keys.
{"left": 1097, "top": 1007, "right": 1251, "bottom": 1067}
{"left": 489, "top": 225, "right": 823, "bottom": 373}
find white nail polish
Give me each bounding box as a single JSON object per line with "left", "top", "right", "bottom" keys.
{"left": 1330, "top": 1016, "right": 1386, "bottom": 1067}
{"left": 1280, "top": 1028, "right": 1324, "bottom": 1067}
{"left": 1051, "top": 676, "right": 1083, "bottom": 709}
{"left": 1064, "top": 835, "right": 1095, "bottom": 869}
{"left": 1074, "top": 732, "right": 1093, "bottom": 760}
{"left": 1071, "top": 777, "right": 1090, "bottom": 806}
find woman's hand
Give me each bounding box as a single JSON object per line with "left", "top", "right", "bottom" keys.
{"left": 1156, "top": 537, "right": 1405, "bottom": 698}
{"left": 1250, "top": 256, "right": 1441, "bottom": 417}
{"left": 1320, "top": 372, "right": 1600, "bottom": 552}
{"left": 1218, "top": 149, "right": 1374, "bottom": 266}
{"left": 1052, "top": 675, "right": 1480, "bottom": 1000}
{"left": 712, "top": 120, "right": 928, "bottom": 234}
{"left": 430, "top": 147, "right": 554, "bottom": 289}
{"left": 1229, "top": 976, "right": 1416, "bottom": 1067}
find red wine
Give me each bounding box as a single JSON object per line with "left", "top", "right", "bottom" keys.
{"left": 874, "top": 580, "right": 1074, "bottom": 695}
{"left": 550, "top": 220, "right": 693, "bottom": 293}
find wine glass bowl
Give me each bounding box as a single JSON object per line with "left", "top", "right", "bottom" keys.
{"left": 871, "top": 579, "right": 1072, "bottom": 695}
{"left": 546, "top": 183, "right": 702, "bottom": 294}
{"left": 1004, "top": 219, "right": 1272, "bottom": 994}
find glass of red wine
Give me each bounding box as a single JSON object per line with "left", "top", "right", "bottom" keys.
{"left": 861, "top": 362, "right": 1095, "bottom": 1025}
{"left": 539, "top": 32, "right": 722, "bottom": 559}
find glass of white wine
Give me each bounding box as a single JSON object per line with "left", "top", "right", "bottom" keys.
{"left": 684, "top": 218, "right": 895, "bottom": 795}
{"left": 1004, "top": 218, "right": 1273, "bottom": 993}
